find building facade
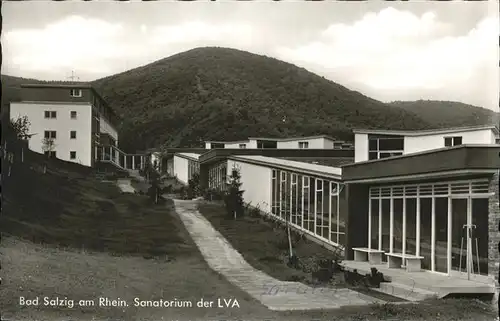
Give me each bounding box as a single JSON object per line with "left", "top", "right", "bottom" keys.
{"left": 9, "top": 84, "right": 119, "bottom": 167}
{"left": 194, "top": 125, "right": 500, "bottom": 283}
{"left": 204, "top": 135, "right": 353, "bottom": 150}
{"left": 353, "top": 125, "right": 499, "bottom": 163}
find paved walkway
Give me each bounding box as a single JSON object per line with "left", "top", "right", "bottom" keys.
{"left": 173, "top": 199, "right": 384, "bottom": 311}
{"left": 117, "top": 179, "right": 135, "bottom": 193}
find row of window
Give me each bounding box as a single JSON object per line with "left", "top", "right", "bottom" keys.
{"left": 208, "top": 162, "right": 228, "bottom": 190}
{"left": 212, "top": 141, "right": 346, "bottom": 149}
{"left": 44, "top": 110, "right": 78, "bottom": 119}
{"left": 44, "top": 130, "right": 78, "bottom": 139}
{"left": 271, "top": 169, "right": 346, "bottom": 246}
{"left": 43, "top": 150, "right": 78, "bottom": 159}
{"left": 368, "top": 135, "right": 464, "bottom": 160}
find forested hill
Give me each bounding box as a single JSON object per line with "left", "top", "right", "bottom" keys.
{"left": 3, "top": 47, "right": 496, "bottom": 152}
{"left": 90, "top": 47, "right": 431, "bottom": 151}
{"left": 388, "top": 100, "right": 499, "bottom": 128}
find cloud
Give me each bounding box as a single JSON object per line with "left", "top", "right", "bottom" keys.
{"left": 3, "top": 16, "right": 257, "bottom": 78}
{"left": 3, "top": 15, "right": 128, "bottom": 74}
{"left": 149, "top": 21, "right": 255, "bottom": 47}
{"left": 275, "top": 7, "right": 498, "bottom": 110}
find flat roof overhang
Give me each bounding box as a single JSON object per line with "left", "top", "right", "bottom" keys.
{"left": 198, "top": 148, "right": 355, "bottom": 165}
{"left": 228, "top": 155, "right": 342, "bottom": 180}
{"left": 173, "top": 153, "right": 200, "bottom": 162}
{"left": 342, "top": 145, "right": 500, "bottom": 184}
{"left": 159, "top": 148, "right": 208, "bottom": 156}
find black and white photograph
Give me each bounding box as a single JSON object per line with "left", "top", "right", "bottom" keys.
{"left": 1, "top": 1, "right": 500, "bottom": 321}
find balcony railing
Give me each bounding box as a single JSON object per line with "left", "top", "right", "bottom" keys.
{"left": 96, "top": 145, "right": 148, "bottom": 170}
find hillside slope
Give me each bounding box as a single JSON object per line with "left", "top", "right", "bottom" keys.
{"left": 1, "top": 143, "right": 192, "bottom": 258}
{"left": 91, "top": 47, "right": 432, "bottom": 152}
{"left": 389, "top": 100, "right": 499, "bottom": 128}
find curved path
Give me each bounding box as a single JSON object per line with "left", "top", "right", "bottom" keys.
{"left": 173, "top": 199, "right": 384, "bottom": 311}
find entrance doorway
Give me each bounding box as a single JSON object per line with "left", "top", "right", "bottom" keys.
{"left": 451, "top": 197, "right": 489, "bottom": 278}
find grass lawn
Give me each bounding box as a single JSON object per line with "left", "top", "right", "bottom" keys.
{"left": 196, "top": 201, "right": 498, "bottom": 321}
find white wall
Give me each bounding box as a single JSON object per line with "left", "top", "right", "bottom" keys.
{"left": 247, "top": 140, "right": 258, "bottom": 149}
{"left": 227, "top": 160, "right": 272, "bottom": 213}
{"left": 354, "top": 133, "right": 369, "bottom": 163}
{"left": 99, "top": 117, "right": 118, "bottom": 145}
{"left": 324, "top": 139, "right": 334, "bottom": 149}
{"left": 10, "top": 102, "right": 93, "bottom": 166}
{"left": 225, "top": 142, "right": 248, "bottom": 149}
{"left": 173, "top": 155, "right": 189, "bottom": 184}
{"left": 205, "top": 142, "right": 212, "bottom": 149}
{"left": 404, "top": 129, "right": 496, "bottom": 154}
{"left": 277, "top": 138, "right": 328, "bottom": 149}
{"left": 354, "top": 129, "right": 497, "bottom": 162}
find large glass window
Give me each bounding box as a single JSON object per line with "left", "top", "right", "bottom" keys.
{"left": 393, "top": 198, "right": 404, "bottom": 253}
{"left": 321, "top": 180, "right": 330, "bottom": 240}
{"left": 271, "top": 170, "right": 277, "bottom": 215}
{"left": 471, "top": 198, "right": 488, "bottom": 276}
{"left": 291, "top": 174, "right": 298, "bottom": 225}
{"left": 337, "top": 186, "right": 346, "bottom": 246}
{"left": 280, "top": 172, "right": 287, "bottom": 220}
{"left": 370, "top": 199, "right": 380, "bottom": 249}
{"left": 297, "top": 174, "right": 303, "bottom": 228}
{"left": 368, "top": 135, "right": 404, "bottom": 160}
{"left": 303, "top": 176, "right": 313, "bottom": 231}
{"left": 405, "top": 198, "right": 417, "bottom": 255}
{"left": 420, "top": 198, "right": 432, "bottom": 270}
{"left": 434, "top": 197, "right": 448, "bottom": 273}
{"left": 330, "top": 185, "right": 339, "bottom": 243}
{"left": 315, "top": 179, "right": 324, "bottom": 237}
{"left": 381, "top": 199, "right": 391, "bottom": 257}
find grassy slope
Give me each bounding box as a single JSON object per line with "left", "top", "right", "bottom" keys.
{"left": 0, "top": 148, "right": 274, "bottom": 320}
{"left": 1, "top": 150, "right": 191, "bottom": 257}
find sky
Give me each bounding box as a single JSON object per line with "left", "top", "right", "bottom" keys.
{"left": 2, "top": 1, "right": 499, "bottom": 112}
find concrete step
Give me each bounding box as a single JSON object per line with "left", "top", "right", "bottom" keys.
{"left": 377, "top": 282, "right": 438, "bottom": 301}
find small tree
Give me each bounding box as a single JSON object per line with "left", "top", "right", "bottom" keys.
{"left": 187, "top": 172, "right": 201, "bottom": 199}
{"left": 224, "top": 165, "right": 244, "bottom": 219}
{"left": 11, "top": 116, "right": 32, "bottom": 140}
{"left": 41, "top": 137, "right": 56, "bottom": 174}
{"left": 10, "top": 116, "right": 34, "bottom": 163}
{"left": 148, "top": 171, "right": 162, "bottom": 204}
{"left": 144, "top": 160, "right": 164, "bottom": 204}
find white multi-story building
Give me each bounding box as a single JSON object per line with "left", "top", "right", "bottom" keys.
{"left": 9, "top": 84, "right": 120, "bottom": 167}
{"left": 352, "top": 125, "right": 500, "bottom": 163}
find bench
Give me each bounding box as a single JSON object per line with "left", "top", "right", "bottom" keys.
{"left": 385, "top": 253, "right": 424, "bottom": 272}
{"left": 352, "top": 248, "right": 385, "bottom": 264}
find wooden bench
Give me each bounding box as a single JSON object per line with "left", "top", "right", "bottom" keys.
{"left": 352, "top": 248, "right": 384, "bottom": 264}
{"left": 385, "top": 253, "right": 424, "bottom": 272}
